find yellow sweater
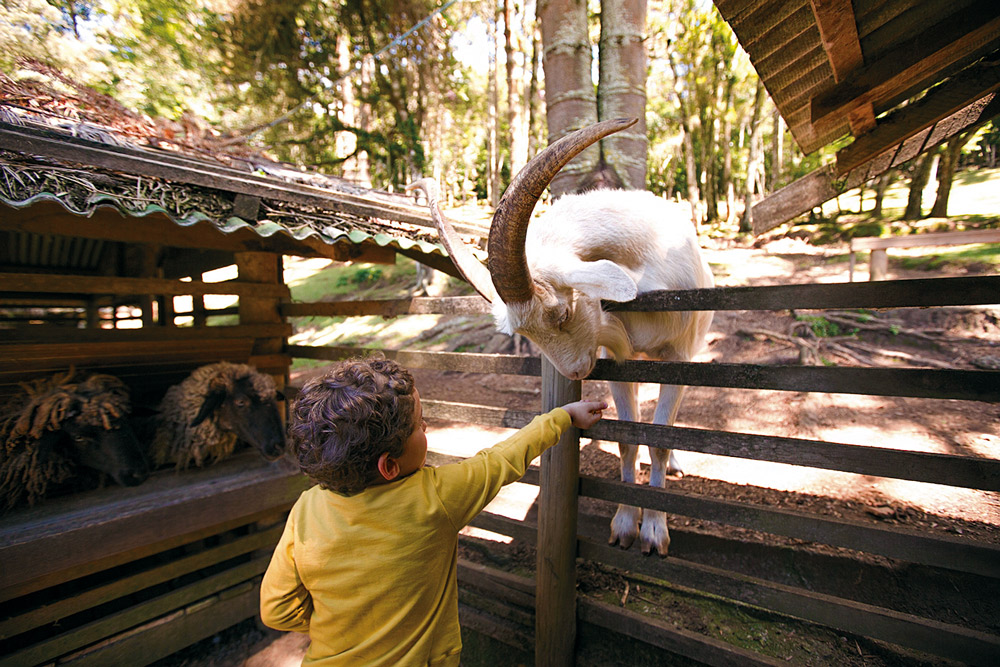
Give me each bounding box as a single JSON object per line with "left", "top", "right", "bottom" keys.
{"left": 259, "top": 408, "right": 572, "bottom": 666}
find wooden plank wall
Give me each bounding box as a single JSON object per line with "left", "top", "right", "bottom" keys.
{"left": 287, "top": 275, "right": 1000, "bottom": 666}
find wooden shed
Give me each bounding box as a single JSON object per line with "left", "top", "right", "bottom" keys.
{"left": 0, "top": 93, "right": 474, "bottom": 665}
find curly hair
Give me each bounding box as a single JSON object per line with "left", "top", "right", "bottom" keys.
{"left": 289, "top": 356, "right": 416, "bottom": 495}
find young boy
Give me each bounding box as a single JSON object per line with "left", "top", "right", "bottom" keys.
{"left": 260, "top": 356, "right": 605, "bottom": 666}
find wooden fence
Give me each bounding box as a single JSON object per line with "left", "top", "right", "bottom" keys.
{"left": 286, "top": 273, "right": 1000, "bottom": 666}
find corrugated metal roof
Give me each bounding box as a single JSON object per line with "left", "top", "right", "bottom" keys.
{"left": 0, "top": 84, "right": 487, "bottom": 272}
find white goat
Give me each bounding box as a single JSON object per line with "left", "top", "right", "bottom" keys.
{"left": 409, "top": 118, "right": 714, "bottom": 556}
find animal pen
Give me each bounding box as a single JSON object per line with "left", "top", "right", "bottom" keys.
{"left": 3, "top": 1, "right": 1000, "bottom": 666}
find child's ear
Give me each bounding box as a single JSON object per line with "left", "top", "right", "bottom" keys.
{"left": 377, "top": 452, "right": 400, "bottom": 481}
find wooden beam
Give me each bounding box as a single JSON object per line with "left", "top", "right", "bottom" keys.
{"left": 836, "top": 57, "right": 1000, "bottom": 174}
{"left": 809, "top": 0, "right": 875, "bottom": 135}
{"left": 0, "top": 272, "right": 289, "bottom": 298}
{"left": 809, "top": 0, "right": 863, "bottom": 81}
{"left": 754, "top": 93, "right": 1000, "bottom": 233}
{"left": 810, "top": 0, "right": 1000, "bottom": 136}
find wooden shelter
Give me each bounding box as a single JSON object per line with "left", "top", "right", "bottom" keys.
{"left": 715, "top": 0, "right": 1000, "bottom": 232}
{"left": 0, "top": 94, "right": 482, "bottom": 665}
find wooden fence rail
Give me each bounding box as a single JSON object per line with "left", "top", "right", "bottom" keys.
{"left": 286, "top": 277, "right": 1000, "bottom": 665}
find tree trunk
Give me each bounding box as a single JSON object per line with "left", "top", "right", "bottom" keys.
{"left": 597, "top": 0, "right": 648, "bottom": 190}
{"left": 527, "top": 2, "right": 544, "bottom": 158}
{"left": 903, "top": 148, "right": 938, "bottom": 220}
{"left": 872, "top": 171, "right": 893, "bottom": 218}
{"left": 769, "top": 107, "right": 783, "bottom": 190}
{"left": 739, "top": 78, "right": 766, "bottom": 233}
{"left": 488, "top": 9, "right": 501, "bottom": 206}
{"left": 929, "top": 132, "right": 970, "bottom": 218}
{"left": 506, "top": 0, "right": 529, "bottom": 177}
{"left": 667, "top": 51, "right": 701, "bottom": 225}
{"left": 538, "top": 0, "right": 598, "bottom": 196}
{"left": 722, "top": 79, "right": 736, "bottom": 225}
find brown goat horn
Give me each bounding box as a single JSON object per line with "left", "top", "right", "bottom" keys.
{"left": 487, "top": 117, "right": 638, "bottom": 305}
{"left": 405, "top": 178, "right": 498, "bottom": 303}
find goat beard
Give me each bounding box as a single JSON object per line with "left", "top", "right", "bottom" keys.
{"left": 597, "top": 316, "right": 633, "bottom": 362}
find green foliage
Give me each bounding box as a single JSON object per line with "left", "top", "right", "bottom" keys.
{"left": 795, "top": 315, "right": 856, "bottom": 338}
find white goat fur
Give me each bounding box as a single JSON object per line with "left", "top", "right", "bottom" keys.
{"left": 493, "top": 188, "right": 714, "bottom": 555}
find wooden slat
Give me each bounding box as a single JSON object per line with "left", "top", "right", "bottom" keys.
{"left": 578, "top": 598, "right": 785, "bottom": 667}
{"left": 1, "top": 272, "right": 289, "bottom": 298}
{"left": 0, "top": 323, "right": 289, "bottom": 344}
{"left": 605, "top": 275, "right": 1000, "bottom": 311}
{"left": 809, "top": 0, "right": 1000, "bottom": 132}
{"left": 0, "top": 454, "right": 308, "bottom": 601}
{"left": 424, "top": 400, "right": 1000, "bottom": 491}
{"left": 580, "top": 539, "right": 1000, "bottom": 666}
{"left": 586, "top": 418, "right": 1000, "bottom": 491}
{"left": 281, "top": 295, "right": 492, "bottom": 318}
{"left": 288, "top": 345, "right": 542, "bottom": 376}
{"left": 588, "top": 359, "right": 1000, "bottom": 402}
{"left": 58, "top": 580, "right": 261, "bottom": 667}
{"left": 0, "top": 524, "right": 283, "bottom": 641}
{"left": 0, "top": 557, "right": 268, "bottom": 667}
{"left": 836, "top": 61, "right": 1000, "bottom": 175}
{"left": 579, "top": 475, "right": 1000, "bottom": 578}
{"left": 850, "top": 228, "right": 1000, "bottom": 250}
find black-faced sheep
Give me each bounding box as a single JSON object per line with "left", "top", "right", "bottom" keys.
{"left": 151, "top": 362, "right": 286, "bottom": 469}
{"left": 0, "top": 370, "right": 149, "bottom": 510}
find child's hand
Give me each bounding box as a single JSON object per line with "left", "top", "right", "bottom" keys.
{"left": 562, "top": 400, "right": 608, "bottom": 430}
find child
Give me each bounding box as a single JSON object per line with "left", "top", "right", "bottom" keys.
{"left": 260, "top": 356, "right": 605, "bottom": 666}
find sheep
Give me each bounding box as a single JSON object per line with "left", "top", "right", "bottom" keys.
{"left": 151, "top": 362, "right": 286, "bottom": 469}
{"left": 0, "top": 369, "right": 149, "bottom": 510}
{"left": 408, "top": 118, "right": 714, "bottom": 556}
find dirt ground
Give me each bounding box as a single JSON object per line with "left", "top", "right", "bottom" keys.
{"left": 154, "top": 237, "right": 1000, "bottom": 666}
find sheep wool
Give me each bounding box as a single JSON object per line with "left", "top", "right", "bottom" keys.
{"left": 0, "top": 370, "right": 132, "bottom": 509}
{"left": 151, "top": 362, "right": 278, "bottom": 469}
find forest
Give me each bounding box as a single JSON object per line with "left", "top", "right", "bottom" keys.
{"left": 3, "top": 0, "right": 1000, "bottom": 235}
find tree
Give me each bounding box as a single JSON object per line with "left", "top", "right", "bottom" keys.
{"left": 903, "top": 147, "right": 939, "bottom": 221}
{"left": 929, "top": 131, "right": 972, "bottom": 218}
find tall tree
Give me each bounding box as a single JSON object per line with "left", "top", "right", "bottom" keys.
{"left": 929, "top": 132, "right": 971, "bottom": 218}
{"left": 903, "top": 147, "right": 939, "bottom": 221}
{"left": 739, "top": 78, "right": 766, "bottom": 233}
{"left": 537, "top": 0, "right": 599, "bottom": 196}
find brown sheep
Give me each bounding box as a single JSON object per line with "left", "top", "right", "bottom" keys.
{"left": 0, "top": 370, "right": 149, "bottom": 509}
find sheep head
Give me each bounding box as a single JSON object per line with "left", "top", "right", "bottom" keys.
{"left": 191, "top": 367, "right": 286, "bottom": 462}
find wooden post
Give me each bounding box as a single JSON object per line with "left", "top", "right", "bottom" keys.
{"left": 870, "top": 248, "right": 888, "bottom": 281}
{"left": 535, "top": 357, "right": 581, "bottom": 667}
{"left": 235, "top": 252, "right": 286, "bottom": 391}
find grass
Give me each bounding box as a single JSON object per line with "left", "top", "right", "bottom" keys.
{"left": 894, "top": 243, "right": 1000, "bottom": 272}
{"left": 284, "top": 255, "right": 479, "bottom": 367}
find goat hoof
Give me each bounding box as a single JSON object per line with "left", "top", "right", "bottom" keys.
{"left": 640, "top": 539, "right": 669, "bottom": 558}
{"left": 609, "top": 532, "right": 637, "bottom": 550}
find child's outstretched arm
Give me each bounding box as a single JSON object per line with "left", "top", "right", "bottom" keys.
{"left": 561, "top": 400, "right": 607, "bottom": 430}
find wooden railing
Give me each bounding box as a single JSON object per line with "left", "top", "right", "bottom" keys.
{"left": 286, "top": 273, "right": 1000, "bottom": 666}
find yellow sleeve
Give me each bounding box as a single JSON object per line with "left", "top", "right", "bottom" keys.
{"left": 433, "top": 408, "right": 572, "bottom": 529}
{"left": 259, "top": 507, "right": 313, "bottom": 633}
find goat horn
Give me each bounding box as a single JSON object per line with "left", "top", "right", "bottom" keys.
{"left": 487, "top": 117, "right": 638, "bottom": 305}
{"left": 405, "top": 178, "right": 498, "bottom": 303}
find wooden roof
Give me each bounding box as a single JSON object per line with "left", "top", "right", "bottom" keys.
{"left": 715, "top": 0, "right": 1000, "bottom": 233}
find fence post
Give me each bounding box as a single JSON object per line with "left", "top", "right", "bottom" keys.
{"left": 535, "top": 356, "right": 582, "bottom": 667}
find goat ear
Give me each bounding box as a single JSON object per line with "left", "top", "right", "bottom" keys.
{"left": 191, "top": 390, "right": 225, "bottom": 428}
{"left": 564, "top": 260, "right": 638, "bottom": 302}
